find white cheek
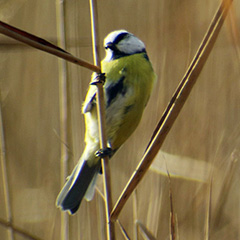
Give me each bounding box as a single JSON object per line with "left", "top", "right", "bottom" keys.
{"left": 118, "top": 37, "right": 145, "bottom": 54}
{"left": 103, "top": 49, "right": 113, "bottom": 62}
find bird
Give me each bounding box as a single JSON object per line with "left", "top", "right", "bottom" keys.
{"left": 56, "top": 30, "right": 156, "bottom": 214}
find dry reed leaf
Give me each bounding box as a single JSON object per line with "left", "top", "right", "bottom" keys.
{"left": 150, "top": 151, "right": 212, "bottom": 182}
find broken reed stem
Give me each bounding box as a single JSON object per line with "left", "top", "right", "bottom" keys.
{"left": 56, "top": 0, "right": 69, "bottom": 240}
{"left": 0, "top": 20, "right": 101, "bottom": 73}
{"left": 110, "top": 0, "right": 233, "bottom": 221}
{"left": 0, "top": 92, "right": 14, "bottom": 240}
{"left": 89, "top": 0, "right": 115, "bottom": 239}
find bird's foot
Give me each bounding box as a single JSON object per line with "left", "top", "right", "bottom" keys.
{"left": 95, "top": 147, "right": 113, "bottom": 158}
{"left": 90, "top": 73, "right": 106, "bottom": 85}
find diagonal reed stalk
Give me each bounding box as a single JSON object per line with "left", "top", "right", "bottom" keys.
{"left": 110, "top": 0, "right": 233, "bottom": 221}
{"left": 89, "top": 0, "right": 115, "bottom": 239}
{"left": 56, "top": 0, "right": 69, "bottom": 240}
{"left": 0, "top": 20, "right": 100, "bottom": 73}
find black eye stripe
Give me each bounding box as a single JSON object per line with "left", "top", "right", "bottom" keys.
{"left": 113, "top": 32, "right": 129, "bottom": 44}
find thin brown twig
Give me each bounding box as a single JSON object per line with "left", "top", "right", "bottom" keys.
{"left": 116, "top": 220, "right": 131, "bottom": 240}
{"left": 89, "top": 0, "right": 115, "bottom": 239}
{"left": 95, "top": 185, "right": 105, "bottom": 200}
{"left": 111, "top": 0, "right": 233, "bottom": 221}
{"left": 0, "top": 20, "right": 101, "bottom": 73}
{"left": 56, "top": 0, "right": 69, "bottom": 240}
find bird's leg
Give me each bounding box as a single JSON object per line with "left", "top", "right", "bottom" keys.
{"left": 90, "top": 73, "right": 106, "bottom": 85}
{"left": 95, "top": 147, "right": 113, "bottom": 158}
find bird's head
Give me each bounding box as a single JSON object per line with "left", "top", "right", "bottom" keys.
{"left": 103, "top": 30, "right": 146, "bottom": 61}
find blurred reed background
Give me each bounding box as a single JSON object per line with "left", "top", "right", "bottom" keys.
{"left": 0, "top": 0, "right": 240, "bottom": 239}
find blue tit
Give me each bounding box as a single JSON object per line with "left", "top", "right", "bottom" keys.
{"left": 56, "top": 30, "right": 156, "bottom": 214}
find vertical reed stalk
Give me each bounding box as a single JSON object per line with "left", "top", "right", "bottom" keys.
{"left": 56, "top": 0, "right": 69, "bottom": 239}
{"left": 204, "top": 179, "right": 212, "bottom": 240}
{"left": 0, "top": 92, "right": 13, "bottom": 239}
{"left": 89, "top": 0, "right": 115, "bottom": 239}
{"left": 167, "top": 172, "right": 175, "bottom": 240}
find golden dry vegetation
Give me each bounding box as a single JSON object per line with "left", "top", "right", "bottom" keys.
{"left": 0, "top": 0, "right": 240, "bottom": 239}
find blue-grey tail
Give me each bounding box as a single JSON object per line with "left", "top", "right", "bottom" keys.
{"left": 56, "top": 160, "right": 101, "bottom": 214}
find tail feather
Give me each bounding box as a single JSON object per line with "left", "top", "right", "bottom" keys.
{"left": 84, "top": 171, "right": 99, "bottom": 201}
{"left": 56, "top": 160, "right": 101, "bottom": 214}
